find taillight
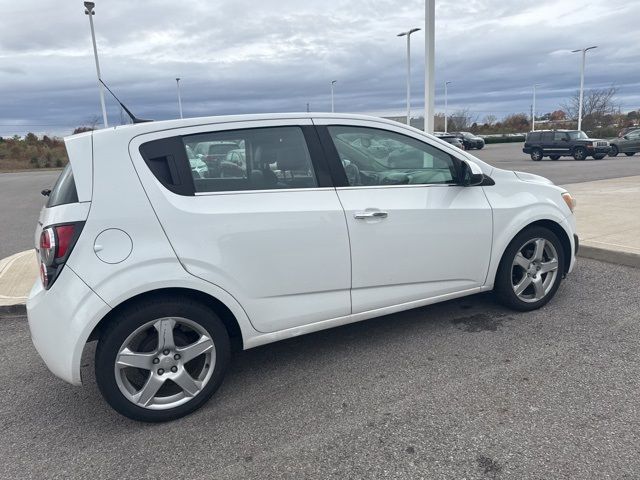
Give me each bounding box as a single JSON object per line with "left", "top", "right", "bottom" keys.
{"left": 39, "top": 222, "right": 84, "bottom": 289}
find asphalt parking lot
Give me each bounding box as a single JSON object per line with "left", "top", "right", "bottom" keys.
{"left": 1, "top": 258, "right": 639, "bottom": 479}
{"left": 473, "top": 142, "right": 640, "bottom": 185}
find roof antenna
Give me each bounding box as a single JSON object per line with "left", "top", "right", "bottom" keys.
{"left": 99, "top": 79, "right": 152, "bottom": 124}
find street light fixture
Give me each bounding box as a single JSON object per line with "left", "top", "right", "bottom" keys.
{"left": 397, "top": 27, "right": 421, "bottom": 126}
{"left": 444, "top": 81, "right": 452, "bottom": 133}
{"left": 84, "top": 1, "right": 108, "bottom": 128}
{"left": 424, "top": 0, "right": 435, "bottom": 133}
{"left": 176, "top": 78, "right": 183, "bottom": 119}
{"left": 330, "top": 80, "right": 337, "bottom": 113}
{"left": 532, "top": 83, "right": 540, "bottom": 131}
{"left": 571, "top": 46, "right": 597, "bottom": 131}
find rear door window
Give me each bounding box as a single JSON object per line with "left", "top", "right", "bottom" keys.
{"left": 182, "top": 126, "right": 319, "bottom": 192}
{"left": 541, "top": 132, "right": 554, "bottom": 143}
{"left": 46, "top": 163, "right": 78, "bottom": 207}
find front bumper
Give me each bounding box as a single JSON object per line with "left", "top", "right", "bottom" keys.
{"left": 27, "top": 266, "right": 110, "bottom": 385}
{"left": 588, "top": 145, "right": 611, "bottom": 155}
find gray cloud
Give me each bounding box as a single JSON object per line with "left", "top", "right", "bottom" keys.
{"left": 0, "top": 0, "right": 639, "bottom": 136}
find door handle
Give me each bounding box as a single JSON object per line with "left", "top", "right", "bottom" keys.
{"left": 354, "top": 210, "right": 388, "bottom": 219}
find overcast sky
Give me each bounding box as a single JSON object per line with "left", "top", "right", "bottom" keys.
{"left": 1, "top": 0, "right": 639, "bottom": 136}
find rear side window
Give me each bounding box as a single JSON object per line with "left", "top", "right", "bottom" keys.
{"left": 527, "top": 132, "right": 540, "bottom": 142}
{"left": 182, "top": 126, "right": 318, "bottom": 193}
{"left": 46, "top": 163, "right": 78, "bottom": 207}
{"left": 541, "top": 132, "right": 554, "bottom": 143}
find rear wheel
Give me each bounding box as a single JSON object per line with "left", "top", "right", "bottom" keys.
{"left": 549, "top": 155, "right": 560, "bottom": 161}
{"left": 625, "top": 152, "right": 635, "bottom": 157}
{"left": 495, "top": 226, "right": 564, "bottom": 311}
{"left": 573, "top": 147, "right": 587, "bottom": 161}
{"left": 95, "top": 297, "right": 230, "bottom": 422}
{"left": 609, "top": 145, "right": 619, "bottom": 157}
{"left": 530, "top": 148, "right": 543, "bottom": 161}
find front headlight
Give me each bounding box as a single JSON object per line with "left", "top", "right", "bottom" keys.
{"left": 562, "top": 192, "right": 576, "bottom": 213}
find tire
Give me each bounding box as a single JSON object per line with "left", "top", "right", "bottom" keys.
{"left": 476, "top": 143, "right": 484, "bottom": 150}
{"left": 625, "top": 152, "right": 635, "bottom": 157}
{"left": 609, "top": 145, "right": 619, "bottom": 157}
{"left": 530, "top": 148, "right": 543, "bottom": 161}
{"left": 95, "top": 297, "right": 231, "bottom": 422}
{"left": 549, "top": 155, "right": 560, "bottom": 161}
{"left": 494, "top": 226, "right": 565, "bottom": 311}
{"left": 573, "top": 147, "right": 587, "bottom": 161}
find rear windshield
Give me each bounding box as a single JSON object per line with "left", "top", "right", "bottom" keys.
{"left": 47, "top": 163, "right": 78, "bottom": 207}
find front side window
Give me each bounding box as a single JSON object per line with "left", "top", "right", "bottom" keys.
{"left": 554, "top": 132, "right": 568, "bottom": 141}
{"left": 327, "top": 126, "right": 458, "bottom": 186}
{"left": 568, "top": 131, "right": 588, "bottom": 140}
{"left": 182, "top": 126, "right": 318, "bottom": 193}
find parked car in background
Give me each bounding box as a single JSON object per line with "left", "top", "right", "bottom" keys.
{"left": 609, "top": 129, "right": 640, "bottom": 157}
{"left": 435, "top": 132, "right": 465, "bottom": 149}
{"left": 28, "top": 113, "right": 577, "bottom": 422}
{"left": 452, "top": 131, "right": 485, "bottom": 150}
{"left": 523, "top": 130, "right": 610, "bottom": 161}
{"left": 617, "top": 126, "right": 640, "bottom": 138}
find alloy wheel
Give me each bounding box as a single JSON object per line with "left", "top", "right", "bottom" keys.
{"left": 114, "top": 317, "right": 216, "bottom": 410}
{"left": 511, "top": 238, "right": 559, "bottom": 303}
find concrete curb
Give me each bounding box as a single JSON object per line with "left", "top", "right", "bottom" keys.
{"left": 577, "top": 245, "right": 640, "bottom": 269}
{"left": 0, "top": 250, "right": 37, "bottom": 307}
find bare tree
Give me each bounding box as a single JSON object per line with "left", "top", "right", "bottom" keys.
{"left": 562, "top": 86, "right": 619, "bottom": 130}
{"left": 483, "top": 114, "right": 497, "bottom": 126}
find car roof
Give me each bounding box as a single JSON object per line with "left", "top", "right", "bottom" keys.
{"left": 72, "top": 112, "right": 424, "bottom": 141}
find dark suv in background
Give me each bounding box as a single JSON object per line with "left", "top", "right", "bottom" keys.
{"left": 452, "top": 132, "right": 485, "bottom": 150}
{"left": 523, "top": 130, "right": 610, "bottom": 161}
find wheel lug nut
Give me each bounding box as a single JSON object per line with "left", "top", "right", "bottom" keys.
{"left": 152, "top": 358, "right": 159, "bottom": 364}
{"left": 174, "top": 354, "right": 181, "bottom": 360}
{"left": 163, "top": 349, "right": 170, "bottom": 355}
{"left": 171, "top": 366, "right": 178, "bottom": 373}
{"left": 157, "top": 368, "right": 165, "bottom": 375}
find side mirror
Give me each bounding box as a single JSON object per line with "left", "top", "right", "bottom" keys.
{"left": 623, "top": 135, "right": 629, "bottom": 140}
{"left": 460, "top": 160, "right": 485, "bottom": 187}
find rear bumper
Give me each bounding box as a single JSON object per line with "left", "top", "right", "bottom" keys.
{"left": 27, "top": 266, "right": 110, "bottom": 386}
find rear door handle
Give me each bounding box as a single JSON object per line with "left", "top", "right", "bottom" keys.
{"left": 354, "top": 210, "right": 388, "bottom": 219}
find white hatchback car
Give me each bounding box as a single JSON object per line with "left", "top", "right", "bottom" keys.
{"left": 28, "top": 113, "right": 578, "bottom": 421}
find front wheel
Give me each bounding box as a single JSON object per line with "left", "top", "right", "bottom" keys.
{"left": 95, "top": 297, "right": 230, "bottom": 422}
{"left": 609, "top": 145, "right": 619, "bottom": 157}
{"left": 494, "top": 226, "right": 565, "bottom": 311}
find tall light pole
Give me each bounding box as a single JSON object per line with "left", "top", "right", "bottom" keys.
{"left": 330, "top": 80, "right": 337, "bottom": 113}
{"left": 397, "top": 27, "right": 421, "bottom": 126}
{"left": 176, "top": 77, "right": 183, "bottom": 119}
{"left": 444, "top": 81, "right": 451, "bottom": 133}
{"left": 532, "top": 83, "right": 540, "bottom": 131}
{"left": 571, "top": 46, "right": 597, "bottom": 131}
{"left": 424, "top": 0, "right": 435, "bottom": 133}
{"left": 84, "top": 2, "right": 108, "bottom": 128}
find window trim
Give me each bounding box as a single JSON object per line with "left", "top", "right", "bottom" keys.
{"left": 139, "top": 125, "right": 333, "bottom": 195}
{"left": 315, "top": 124, "right": 465, "bottom": 188}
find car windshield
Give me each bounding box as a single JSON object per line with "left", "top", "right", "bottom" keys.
{"left": 568, "top": 131, "right": 588, "bottom": 140}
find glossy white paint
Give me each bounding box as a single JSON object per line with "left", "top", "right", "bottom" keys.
{"left": 26, "top": 113, "right": 578, "bottom": 387}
